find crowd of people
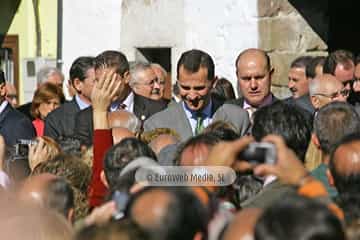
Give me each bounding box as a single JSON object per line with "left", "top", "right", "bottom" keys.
{"left": 1, "top": 47, "right": 360, "bottom": 239}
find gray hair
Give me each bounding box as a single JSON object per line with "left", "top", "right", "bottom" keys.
{"left": 309, "top": 78, "right": 320, "bottom": 96}
{"left": 129, "top": 62, "right": 153, "bottom": 88}
{"left": 150, "top": 63, "right": 167, "bottom": 78}
{"left": 36, "top": 66, "right": 64, "bottom": 85}
{"left": 108, "top": 110, "right": 141, "bottom": 133}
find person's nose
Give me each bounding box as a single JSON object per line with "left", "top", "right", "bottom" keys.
{"left": 250, "top": 78, "right": 258, "bottom": 90}
{"left": 288, "top": 80, "right": 295, "bottom": 89}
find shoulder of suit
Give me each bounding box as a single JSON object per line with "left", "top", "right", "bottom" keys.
{"left": 145, "top": 102, "right": 180, "bottom": 121}
{"left": 225, "top": 98, "right": 244, "bottom": 107}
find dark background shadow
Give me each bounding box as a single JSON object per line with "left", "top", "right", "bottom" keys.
{"left": 0, "top": 0, "right": 22, "bottom": 44}
{"left": 289, "top": 0, "right": 360, "bottom": 55}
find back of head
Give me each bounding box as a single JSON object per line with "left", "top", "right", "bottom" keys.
{"left": 75, "top": 220, "right": 148, "bottom": 240}
{"left": 107, "top": 110, "right": 141, "bottom": 133}
{"left": 254, "top": 195, "right": 345, "bottom": 240}
{"left": 175, "top": 132, "right": 221, "bottom": 166}
{"left": 323, "top": 49, "right": 354, "bottom": 75}
{"left": 177, "top": 49, "right": 215, "bottom": 80}
{"left": 94, "top": 50, "right": 129, "bottom": 76}
{"left": 329, "top": 133, "right": 360, "bottom": 224}
{"left": 306, "top": 56, "right": 326, "bottom": 78}
{"left": 127, "top": 186, "right": 209, "bottom": 240}
{"left": 211, "top": 77, "right": 236, "bottom": 101}
{"left": 104, "top": 138, "right": 157, "bottom": 190}
{"left": 32, "top": 153, "right": 91, "bottom": 193}
{"left": 45, "top": 177, "right": 74, "bottom": 221}
{"left": 252, "top": 101, "right": 312, "bottom": 161}
{"left": 69, "top": 56, "right": 95, "bottom": 83}
{"left": 36, "top": 66, "right": 64, "bottom": 85}
{"left": 314, "top": 101, "right": 360, "bottom": 155}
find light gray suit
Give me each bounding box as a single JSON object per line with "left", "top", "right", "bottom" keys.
{"left": 144, "top": 102, "right": 250, "bottom": 141}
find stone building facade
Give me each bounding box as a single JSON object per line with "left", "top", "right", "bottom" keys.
{"left": 62, "top": 0, "right": 328, "bottom": 99}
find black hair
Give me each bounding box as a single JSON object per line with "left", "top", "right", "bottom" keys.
{"left": 45, "top": 177, "right": 74, "bottom": 219}
{"left": 94, "top": 50, "right": 129, "bottom": 77}
{"left": 0, "top": 69, "right": 5, "bottom": 84}
{"left": 314, "top": 102, "right": 360, "bottom": 155}
{"left": 252, "top": 101, "right": 312, "bottom": 161}
{"left": 104, "top": 138, "right": 157, "bottom": 190}
{"left": 290, "top": 56, "right": 313, "bottom": 69}
{"left": 255, "top": 195, "right": 345, "bottom": 240}
{"left": 323, "top": 49, "right": 354, "bottom": 75}
{"left": 126, "top": 186, "right": 209, "bottom": 240}
{"left": 69, "top": 56, "right": 95, "bottom": 84}
{"left": 306, "top": 56, "right": 326, "bottom": 78}
{"left": 211, "top": 77, "right": 236, "bottom": 101}
{"left": 177, "top": 49, "right": 215, "bottom": 81}
{"left": 174, "top": 132, "right": 221, "bottom": 166}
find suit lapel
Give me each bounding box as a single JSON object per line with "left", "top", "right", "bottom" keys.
{"left": 133, "top": 94, "right": 147, "bottom": 119}
{"left": 0, "top": 103, "right": 12, "bottom": 128}
{"left": 174, "top": 102, "right": 193, "bottom": 137}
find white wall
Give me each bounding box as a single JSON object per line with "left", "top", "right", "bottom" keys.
{"left": 62, "top": 0, "right": 123, "bottom": 98}
{"left": 63, "top": 0, "right": 259, "bottom": 95}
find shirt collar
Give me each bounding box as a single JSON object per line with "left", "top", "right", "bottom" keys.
{"left": 183, "top": 99, "right": 213, "bottom": 119}
{"left": 110, "top": 91, "right": 134, "bottom": 112}
{"left": 0, "top": 100, "right": 8, "bottom": 114}
{"left": 75, "top": 95, "right": 91, "bottom": 110}
{"left": 243, "top": 94, "right": 273, "bottom": 109}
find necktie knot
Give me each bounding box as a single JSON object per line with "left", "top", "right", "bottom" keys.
{"left": 195, "top": 112, "right": 205, "bottom": 135}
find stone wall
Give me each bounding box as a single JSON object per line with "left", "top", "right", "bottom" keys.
{"left": 257, "top": 0, "right": 328, "bottom": 99}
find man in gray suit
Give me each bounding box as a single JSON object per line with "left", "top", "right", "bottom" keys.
{"left": 144, "top": 49, "right": 250, "bottom": 141}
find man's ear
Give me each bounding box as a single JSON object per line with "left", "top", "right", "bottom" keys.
{"left": 72, "top": 78, "right": 82, "bottom": 93}
{"left": 67, "top": 208, "right": 74, "bottom": 223}
{"left": 311, "top": 133, "right": 321, "bottom": 149}
{"left": 123, "top": 71, "right": 130, "bottom": 84}
{"left": 326, "top": 168, "right": 335, "bottom": 187}
{"left": 311, "top": 95, "right": 320, "bottom": 109}
{"left": 100, "top": 170, "right": 109, "bottom": 189}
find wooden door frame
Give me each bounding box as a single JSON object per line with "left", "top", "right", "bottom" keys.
{"left": 1, "top": 34, "right": 19, "bottom": 102}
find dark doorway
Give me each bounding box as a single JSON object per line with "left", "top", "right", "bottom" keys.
{"left": 136, "top": 47, "right": 172, "bottom": 99}
{"left": 289, "top": 0, "right": 360, "bottom": 55}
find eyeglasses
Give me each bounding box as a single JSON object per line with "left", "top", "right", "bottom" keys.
{"left": 313, "top": 89, "right": 350, "bottom": 99}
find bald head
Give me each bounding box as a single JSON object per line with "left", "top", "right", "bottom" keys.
{"left": 112, "top": 127, "right": 135, "bottom": 144}
{"left": 332, "top": 140, "right": 360, "bottom": 180}
{"left": 309, "top": 74, "right": 348, "bottom": 109}
{"left": 18, "top": 173, "right": 58, "bottom": 205}
{"left": 235, "top": 48, "right": 271, "bottom": 72}
{"left": 223, "top": 208, "right": 262, "bottom": 240}
{"left": 131, "top": 189, "right": 173, "bottom": 228}
{"left": 107, "top": 110, "right": 141, "bottom": 133}
{"left": 149, "top": 134, "right": 179, "bottom": 155}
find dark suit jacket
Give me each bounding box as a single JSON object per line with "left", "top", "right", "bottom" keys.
{"left": 0, "top": 102, "right": 36, "bottom": 146}
{"left": 240, "top": 180, "right": 296, "bottom": 209}
{"left": 17, "top": 102, "right": 34, "bottom": 121}
{"left": 44, "top": 98, "right": 81, "bottom": 139}
{"left": 74, "top": 93, "right": 167, "bottom": 146}
{"left": 284, "top": 94, "right": 315, "bottom": 116}
{"left": 144, "top": 96, "right": 229, "bottom": 141}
